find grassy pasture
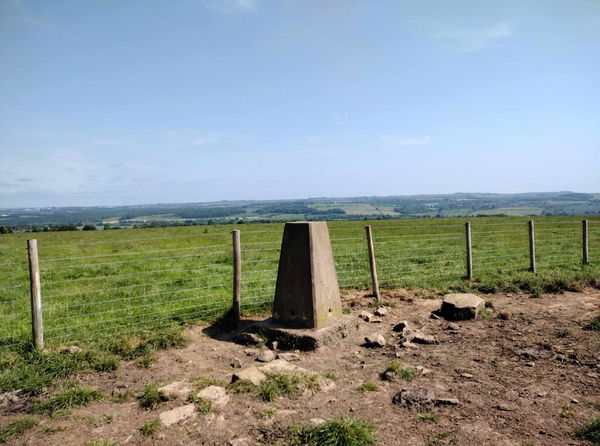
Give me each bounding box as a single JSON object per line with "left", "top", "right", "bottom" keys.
{"left": 0, "top": 216, "right": 598, "bottom": 349}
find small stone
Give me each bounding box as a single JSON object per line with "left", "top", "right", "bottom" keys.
{"left": 257, "top": 350, "right": 276, "bottom": 363}
{"left": 228, "top": 438, "right": 250, "bottom": 446}
{"left": 497, "top": 312, "right": 512, "bottom": 320}
{"left": 267, "top": 340, "right": 278, "bottom": 350}
{"left": 392, "top": 388, "right": 436, "bottom": 406}
{"left": 369, "top": 317, "right": 383, "bottom": 323}
{"left": 435, "top": 398, "right": 460, "bottom": 406}
{"left": 235, "top": 333, "right": 262, "bottom": 345}
{"left": 515, "top": 348, "right": 544, "bottom": 360}
{"left": 393, "top": 321, "right": 409, "bottom": 332}
{"left": 309, "top": 418, "right": 326, "bottom": 426}
{"left": 381, "top": 370, "right": 397, "bottom": 382}
{"left": 495, "top": 404, "right": 516, "bottom": 411}
{"left": 358, "top": 311, "right": 375, "bottom": 322}
{"left": 364, "top": 334, "right": 386, "bottom": 348}
{"left": 416, "top": 366, "right": 433, "bottom": 376}
{"left": 60, "top": 345, "right": 82, "bottom": 354}
{"left": 440, "top": 293, "right": 485, "bottom": 321}
{"left": 460, "top": 373, "right": 474, "bottom": 379}
{"left": 374, "top": 306, "right": 388, "bottom": 316}
{"left": 525, "top": 362, "right": 535, "bottom": 367}
{"left": 445, "top": 323, "right": 459, "bottom": 330}
{"left": 196, "top": 386, "right": 229, "bottom": 409}
{"left": 232, "top": 367, "right": 267, "bottom": 386}
{"left": 571, "top": 398, "right": 579, "bottom": 404}
{"left": 159, "top": 404, "right": 197, "bottom": 426}
{"left": 411, "top": 332, "right": 438, "bottom": 345}
{"left": 244, "top": 349, "right": 258, "bottom": 357}
{"left": 430, "top": 312, "right": 440, "bottom": 320}
{"left": 277, "top": 352, "right": 300, "bottom": 361}
{"left": 537, "top": 392, "right": 548, "bottom": 397}
{"left": 158, "top": 381, "right": 193, "bottom": 400}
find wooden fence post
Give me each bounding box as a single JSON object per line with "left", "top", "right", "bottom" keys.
{"left": 528, "top": 220, "right": 536, "bottom": 272}
{"left": 582, "top": 219, "right": 589, "bottom": 265}
{"left": 27, "top": 239, "right": 44, "bottom": 350}
{"left": 232, "top": 229, "right": 241, "bottom": 325}
{"left": 465, "top": 222, "right": 473, "bottom": 280}
{"left": 364, "top": 225, "right": 380, "bottom": 301}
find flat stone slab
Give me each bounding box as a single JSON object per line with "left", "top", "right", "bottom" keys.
{"left": 441, "top": 293, "right": 485, "bottom": 321}
{"left": 196, "top": 385, "right": 229, "bottom": 409}
{"left": 247, "top": 315, "right": 358, "bottom": 351}
{"left": 158, "top": 381, "right": 193, "bottom": 400}
{"left": 159, "top": 404, "right": 197, "bottom": 427}
{"left": 231, "top": 359, "right": 309, "bottom": 386}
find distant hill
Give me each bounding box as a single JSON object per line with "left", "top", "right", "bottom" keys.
{"left": 1, "top": 191, "right": 599, "bottom": 231}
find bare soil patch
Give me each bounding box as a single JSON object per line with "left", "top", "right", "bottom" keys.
{"left": 2, "top": 289, "right": 599, "bottom": 446}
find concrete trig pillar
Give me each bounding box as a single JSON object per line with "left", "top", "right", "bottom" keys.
{"left": 272, "top": 222, "right": 342, "bottom": 328}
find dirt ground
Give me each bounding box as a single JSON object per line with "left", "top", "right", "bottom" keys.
{"left": 2, "top": 288, "right": 600, "bottom": 446}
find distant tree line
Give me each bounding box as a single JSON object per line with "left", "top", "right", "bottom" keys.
{"left": 255, "top": 204, "right": 345, "bottom": 215}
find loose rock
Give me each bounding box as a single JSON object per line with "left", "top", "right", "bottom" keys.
{"left": 435, "top": 397, "right": 460, "bottom": 406}
{"left": 159, "top": 404, "right": 197, "bottom": 426}
{"left": 277, "top": 352, "right": 300, "bottom": 361}
{"left": 411, "top": 332, "right": 438, "bottom": 345}
{"left": 358, "top": 311, "right": 375, "bottom": 322}
{"left": 256, "top": 350, "right": 276, "bottom": 363}
{"left": 364, "top": 334, "right": 387, "bottom": 348}
{"left": 440, "top": 293, "right": 485, "bottom": 321}
{"left": 230, "top": 358, "right": 242, "bottom": 369}
{"left": 393, "top": 321, "right": 409, "bottom": 332}
{"left": 392, "top": 388, "right": 437, "bottom": 406}
{"left": 158, "top": 381, "right": 193, "bottom": 400}
{"left": 196, "top": 385, "right": 229, "bottom": 409}
{"left": 374, "top": 306, "right": 388, "bottom": 316}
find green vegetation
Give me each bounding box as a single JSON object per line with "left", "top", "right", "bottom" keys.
{"left": 191, "top": 375, "right": 225, "bottom": 392}
{"left": 0, "top": 215, "right": 598, "bottom": 397}
{"left": 425, "top": 432, "right": 453, "bottom": 446}
{"left": 560, "top": 404, "right": 577, "bottom": 418}
{"left": 227, "top": 379, "right": 257, "bottom": 394}
{"left": 0, "top": 416, "right": 37, "bottom": 443}
{"left": 382, "top": 361, "right": 415, "bottom": 381}
{"left": 138, "top": 383, "right": 168, "bottom": 410}
{"left": 290, "top": 417, "right": 377, "bottom": 446}
{"left": 478, "top": 308, "right": 494, "bottom": 318}
{"left": 258, "top": 373, "right": 320, "bottom": 402}
{"left": 576, "top": 417, "right": 600, "bottom": 445}
{"left": 0, "top": 348, "right": 118, "bottom": 394}
{"left": 187, "top": 395, "right": 213, "bottom": 413}
{"left": 585, "top": 315, "right": 600, "bottom": 331}
{"left": 355, "top": 381, "right": 379, "bottom": 392}
{"left": 31, "top": 386, "right": 102, "bottom": 415}
{"left": 418, "top": 413, "right": 437, "bottom": 422}
{"left": 139, "top": 418, "right": 161, "bottom": 436}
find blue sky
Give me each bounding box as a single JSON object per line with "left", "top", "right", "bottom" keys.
{"left": 1, "top": 0, "right": 599, "bottom": 208}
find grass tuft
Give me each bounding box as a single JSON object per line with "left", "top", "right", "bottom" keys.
{"left": 30, "top": 387, "right": 102, "bottom": 415}
{"left": 382, "top": 360, "right": 415, "bottom": 381}
{"left": 227, "top": 379, "right": 256, "bottom": 394}
{"left": 191, "top": 375, "right": 225, "bottom": 392}
{"left": 139, "top": 419, "right": 160, "bottom": 436}
{"left": 576, "top": 417, "right": 600, "bottom": 444}
{"left": 355, "top": 381, "right": 379, "bottom": 392}
{"left": 291, "top": 417, "right": 376, "bottom": 446}
{"left": 257, "top": 373, "right": 320, "bottom": 402}
{"left": 418, "top": 413, "right": 437, "bottom": 422}
{"left": 0, "top": 416, "right": 38, "bottom": 443}
{"left": 138, "top": 383, "right": 168, "bottom": 410}
{"left": 584, "top": 315, "right": 600, "bottom": 332}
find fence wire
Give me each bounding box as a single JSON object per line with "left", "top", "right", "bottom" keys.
{"left": 0, "top": 217, "right": 598, "bottom": 348}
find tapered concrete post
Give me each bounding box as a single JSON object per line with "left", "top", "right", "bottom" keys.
{"left": 465, "top": 222, "right": 473, "bottom": 280}
{"left": 273, "top": 222, "right": 342, "bottom": 328}
{"left": 529, "top": 220, "right": 536, "bottom": 273}
{"left": 582, "top": 219, "right": 589, "bottom": 265}
{"left": 27, "top": 239, "right": 44, "bottom": 350}
{"left": 232, "top": 230, "right": 241, "bottom": 325}
{"left": 365, "top": 225, "right": 380, "bottom": 301}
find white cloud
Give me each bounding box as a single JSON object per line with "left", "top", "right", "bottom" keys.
{"left": 381, "top": 135, "right": 431, "bottom": 146}
{"left": 430, "top": 21, "right": 515, "bottom": 52}
{"left": 201, "top": 0, "right": 256, "bottom": 14}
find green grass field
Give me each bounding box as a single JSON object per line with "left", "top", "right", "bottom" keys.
{"left": 1, "top": 215, "right": 599, "bottom": 349}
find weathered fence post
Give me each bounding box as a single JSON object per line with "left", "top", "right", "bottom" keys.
{"left": 465, "top": 222, "right": 473, "bottom": 280}
{"left": 582, "top": 219, "right": 589, "bottom": 265}
{"left": 232, "top": 229, "right": 241, "bottom": 325}
{"left": 27, "top": 239, "right": 44, "bottom": 350}
{"left": 364, "top": 225, "right": 380, "bottom": 301}
{"left": 528, "top": 220, "right": 536, "bottom": 272}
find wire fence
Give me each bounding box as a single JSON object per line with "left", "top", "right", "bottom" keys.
{"left": 0, "top": 216, "right": 598, "bottom": 349}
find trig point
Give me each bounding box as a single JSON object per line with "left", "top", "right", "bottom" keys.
{"left": 248, "top": 221, "right": 357, "bottom": 350}
{"left": 272, "top": 221, "right": 342, "bottom": 328}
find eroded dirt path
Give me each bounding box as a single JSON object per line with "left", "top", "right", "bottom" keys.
{"left": 2, "top": 289, "right": 599, "bottom": 446}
